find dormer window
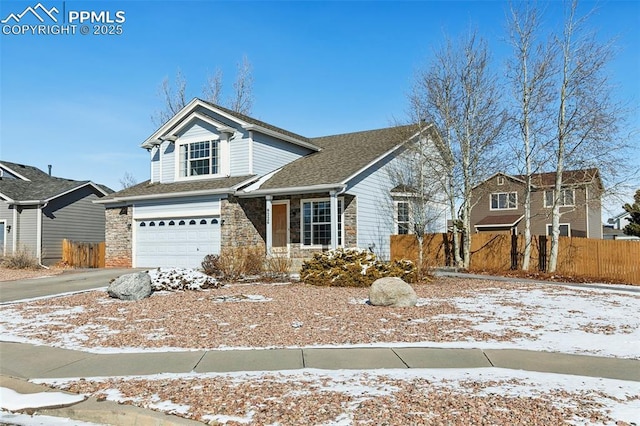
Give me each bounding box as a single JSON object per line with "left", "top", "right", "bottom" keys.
{"left": 179, "top": 140, "right": 219, "bottom": 177}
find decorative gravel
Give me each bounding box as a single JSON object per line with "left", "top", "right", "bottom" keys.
{"left": 2, "top": 276, "right": 640, "bottom": 425}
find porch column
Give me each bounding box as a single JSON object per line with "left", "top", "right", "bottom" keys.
{"left": 330, "top": 190, "right": 338, "bottom": 250}
{"left": 265, "top": 195, "right": 273, "bottom": 255}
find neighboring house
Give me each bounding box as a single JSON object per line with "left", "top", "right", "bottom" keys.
{"left": 98, "top": 98, "right": 448, "bottom": 269}
{"left": 0, "top": 161, "right": 111, "bottom": 265}
{"left": 470, "top": 169, "right": 603, "bottom": 238}
{"left": 604, "top": 211, "right": 640, "bottom": 240}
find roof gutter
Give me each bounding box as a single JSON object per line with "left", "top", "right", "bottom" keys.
{"left": 236, "top": 183, "right": 347, "bottom": 198}
{"left": 94, "top": 187, "right": 239, "bottom": 204}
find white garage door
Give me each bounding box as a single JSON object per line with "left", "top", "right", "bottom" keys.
{"left": 135, "top": 217, "right": 221, "bottom": 268}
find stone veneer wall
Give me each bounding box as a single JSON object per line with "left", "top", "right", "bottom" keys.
{"left": 223, "top": 193, "right": 358, "bottom": 259}
{"left": 105, "top": 206, "right": 132, "bottom": 267}
{"left": 221, "top": 196, "right": 266, "bottom": 251}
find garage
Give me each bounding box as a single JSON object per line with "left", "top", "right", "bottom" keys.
{"left": 134, "top": 217, "right": 221, "bottom": 268}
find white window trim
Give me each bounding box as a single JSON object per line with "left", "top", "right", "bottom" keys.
{"left": 546, "top": 223, "right": 571, "bottom": 237}
{"left": 490, "top": 192, "right": 518, "bottom": 211}
{"left": 544, "top": 189, "right": 576, "bottom": 208}
{"left": 174, "top": 135, "right": 228, "bottom": 182}
{"left": 300, "top": 197, "right": 344, "bottom": 248}
{"left": 497, "top": 176, "right": 505, "bottom": 185}
{"left": 394, "top": 200, "right": 412, "bottom": 235}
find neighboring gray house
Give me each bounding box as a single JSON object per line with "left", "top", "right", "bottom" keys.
{"left": 604, "top": 211, "right": 640, "bottom": 240}
{"left": 98, "top": 98, "right": 447, "bottom": 269}
{"left": 0, "top": 161, "right": 111, "bottom": 265}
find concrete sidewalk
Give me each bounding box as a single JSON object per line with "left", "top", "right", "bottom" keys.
{"left": 1, "top": 342, "right": 639, "bottom": 425}
{"left": 0, "top": 268, "right": 145, "bottom": 303}
{"left": 2, "top": 341, "right": 638, "bottom": 382}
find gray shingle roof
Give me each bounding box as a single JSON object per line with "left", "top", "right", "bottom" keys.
{"left": 256, "top": 124, "right": 419, "bottom": 190}
{"left": 199, "top": 99, "right": 313, "bottom": 145}
{"left": 0, "top": 161, "right": 110, "bottom": 202}
{"left": 101, "top": 175, "right": 257, "bottom": 200}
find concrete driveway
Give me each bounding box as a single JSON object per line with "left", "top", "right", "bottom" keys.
{"left": 0, "top": 268, "right": 143, "bottom": 303}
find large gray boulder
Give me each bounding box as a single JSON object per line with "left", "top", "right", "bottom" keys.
{"left": 369, "top": 277, "right": 417, "bottom": 307}
{"left": 107, "top": 272, "right": 152, "bottom": 301}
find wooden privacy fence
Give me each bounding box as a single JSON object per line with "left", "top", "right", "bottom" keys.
{"left": 391, "top": 233, "right": 640, "bottom": 285}
{"left": 62, "top": 239, "right": 105, "bottom": 268}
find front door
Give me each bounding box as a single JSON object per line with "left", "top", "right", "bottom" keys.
{"left": 272, "top": 203, "right": 288, "bottom": 254}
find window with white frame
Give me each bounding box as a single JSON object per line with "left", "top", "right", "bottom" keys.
{"left": 547, "top": 223, "right": 570, "bottom": 237}
{"left": 490, "top": 192, "right": 517, "bottom": 210}
{"left": 179, "top": 140, "right": 219, "bottom": 177}
{"left": 395, "top": 201, "right": 410, "bottom": 235}
{"left": 302, "top": 199, "right": 343, "bottom": 246}
{"left": 544, "top": 189, "right": 574, "bottom": 207}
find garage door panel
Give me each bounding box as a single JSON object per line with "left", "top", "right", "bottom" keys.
{"left": 135, "top": 216, "right": 221, "bottom": 268}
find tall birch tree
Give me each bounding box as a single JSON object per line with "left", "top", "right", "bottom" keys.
{"left": 411, "top": 31, "right": 508, "bottom": 268}
{"left": 506, "top": 2, "right": 555, "bottom": 270}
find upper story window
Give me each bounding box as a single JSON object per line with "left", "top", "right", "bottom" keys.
{"left": 490, "top": 192, "right": 517, "bottom": 210}
{"left": 395, "top": 201, "right": 411, "bottom": 235}
{"left": 179, "top": 140, "right": 219, "bottom": 177}
{"left": 544, "top": 189, "right": 575, "bottom": 207}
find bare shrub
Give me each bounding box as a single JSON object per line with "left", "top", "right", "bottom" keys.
{"left": 1, "top": 247, "right": 40, "bottom": 270}
{"left": 201, "top": 246, "right": 265, "bottom": 282}
{"left": 265, "top": 255, "right": 292, "bottom": 280}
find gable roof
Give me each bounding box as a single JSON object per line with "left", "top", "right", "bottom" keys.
{"left": 247, "top": 124, "right": 421, "bottom": 193}
{"left": 143, "top": 98, "right": 320, "bottom": 152}
{"left": 515, "top": 168, "right": 601, "bottom": 187}
{"left": 0, "top": 161, "right": 111, "bottom": 203}
{"left": 476, "top": 168, "right": 601, "bottom": 190}
{"left": 199, "top": 100, "right": 313, "bottom": 146}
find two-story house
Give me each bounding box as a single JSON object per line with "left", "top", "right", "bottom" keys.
{"left": 98, "top": 99, "right": 448, "bottom": 268}
{"left": 470, "top": 169, "right": 603, "bottom": 238}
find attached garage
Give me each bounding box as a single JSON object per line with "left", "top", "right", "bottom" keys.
{"left": 134, "top": 216, "right": 221, "bottom": 268}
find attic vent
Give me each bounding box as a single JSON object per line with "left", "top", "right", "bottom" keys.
{"left": 497, "top": 176, "right": 505, "bottom": 185}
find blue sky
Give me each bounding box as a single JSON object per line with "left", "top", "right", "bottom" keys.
{"left": 0, "top": 0, "right": 638, "bottom": 213}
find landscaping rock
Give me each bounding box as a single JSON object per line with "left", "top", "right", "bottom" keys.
{"left": 369, "top": 277, "right": 417, "bottom": 307}
{"left": 107, "top": 272, "right": 152, "bottom": 301}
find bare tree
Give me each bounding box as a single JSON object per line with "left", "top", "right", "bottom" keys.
{"left": 229, "top": 55, "right": 254, "bottom": 115}
{"left": 153, "top": 56, "right": 254, "bottom": 124}
{"left": 119, "top": 171, "right": 138, "bottom": 189}
{"left": 505, "top": 1, "right": 556, "bottom": 270}
{"left": 546, "top": 0, "right": 624, "bottom": 272}
{"left": 411, "top": 30, "right": 508, "bottom": 268}
{"left": 203, "top": 68, "right": 224, "bottom": 105}
{"left": 152, "top": 69, "right": 187, "bottom": 126}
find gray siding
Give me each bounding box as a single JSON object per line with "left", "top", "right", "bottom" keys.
{"left": 230, "top": 137, "right": 250, "bottom": 175}
{"left": 252, "top": 133, "right": 311, "bottom": 176}
{"left": 160, "top": 142, "right": 175, "bottom": 183}
{"left": 151, "top": 147, "right": 160, "bottom": 183}
{"left": 346, "top": 156, "right": 397, "bottom": 260}
{"left": 41, "top": 186, "right": 106, "bottom": 264}
{"left": 17, "top": 206, "right": 38, "bottom": 258}
{"left": 177, "top": 119, "right": 220, "bottom": 140}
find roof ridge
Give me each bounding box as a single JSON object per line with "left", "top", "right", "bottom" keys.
{"left": 197, "top": 98, "right": 312, "bottom": 143}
